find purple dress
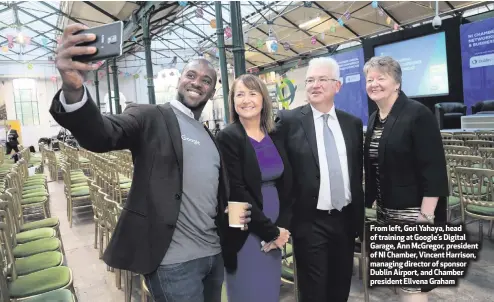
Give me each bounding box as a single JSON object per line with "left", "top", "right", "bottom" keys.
{"left": 225, "top": 135, "right": 284, "bottom": 302}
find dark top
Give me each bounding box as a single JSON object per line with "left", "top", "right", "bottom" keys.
{"left": 216, "top": 121, "right": 293, "bottom": 272}
{"left": 49, "top": 89, "right": 229, "bottom": 275}
{"left": 364, "top": 91, "right": 449, "bottom": 223}
{"left": 276, "top": 104, "right": 365, "bottom": 240}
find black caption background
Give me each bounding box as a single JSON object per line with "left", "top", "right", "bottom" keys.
{"left": 367, "top": 223, "right": 480, "bottom": 287}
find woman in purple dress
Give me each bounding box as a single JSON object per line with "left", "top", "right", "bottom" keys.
{"left": 216, "top": 74, "right": 293, "bottom": 302}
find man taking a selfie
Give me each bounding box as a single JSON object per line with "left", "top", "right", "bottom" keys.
{"left": 50, "top": 23, "right": 251, "bottom": 302}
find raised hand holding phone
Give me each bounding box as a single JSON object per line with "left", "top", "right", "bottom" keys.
{"left": 56, "top": 24, "right": 99, "bottom": 87}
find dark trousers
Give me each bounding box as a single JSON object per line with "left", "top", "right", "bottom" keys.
{"left": 293, "top": 205, "right": 355, "bottom": 302}
{"left": 6, "top": 142, "right": 19, "bottom": 155}
{"left": 145, "top": 253, "right": 224, "bottom": 302}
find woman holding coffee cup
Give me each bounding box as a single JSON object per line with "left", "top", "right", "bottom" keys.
{"left": 216, "top": 74, "right": 293, "bottom": 302}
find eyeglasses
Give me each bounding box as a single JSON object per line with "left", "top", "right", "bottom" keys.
{"left": 305, "top": 77, "right": 338, "bottom": 86}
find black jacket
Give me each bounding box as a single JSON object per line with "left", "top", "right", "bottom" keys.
{"left": 7, "top": 129, "right": 19, "bottom": 146}
{"left": 364, "top": 91, "right": 449, "bottom": 222}
{"left": 216, "top": 122, "right": 293, "bottom": 272}
{"left": 276, "top": 104, "right": 365, "bottom": 239}
{"left": 50, "top": 90, "right": 229, "bottom": 275}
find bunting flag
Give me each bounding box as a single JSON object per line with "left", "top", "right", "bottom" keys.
{"left": 372, "top": 1, "right": 379, "bottom": 8}
{"left": 7, "top": 34, "right": 14, "bottom": 48}
{"left": 210, "top": 19, "right": 216, "bottom": 29}
{"left": 311, "top": 36, "right": 317, "bottom": 45}
{"left": 195, "top": 8, "right": 203, "bottom": 18}
{"left": 24, "top": 36, "right": 31, "bottom": 46}
{"left": 41, "top": 38, "right": 48, "bottom": 47}
{"left": 283, "top": 42, "right": 290, "bottom": 51}
{"left": 394, "top": 23, "right": 399, "bottom": 30}
{"left": 27, "top": 63, "right": 33, "bottom": 70}
{"left": 224, "top": 27, "right": 232, "bottom": 39}
{"left": 2, "top": 46, "right": 8, "bottom": 53}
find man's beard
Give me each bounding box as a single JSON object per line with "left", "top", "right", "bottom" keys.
{"left": 177, "top": 91, "right": 208, "bottom": 110}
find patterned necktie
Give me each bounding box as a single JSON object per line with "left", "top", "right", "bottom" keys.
{"left": 322, "top": 114, "right": 345, "bottom": 211}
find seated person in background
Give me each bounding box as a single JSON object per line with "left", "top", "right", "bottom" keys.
{"left": 216, "top": 74, "right": 292, "bottom": 302}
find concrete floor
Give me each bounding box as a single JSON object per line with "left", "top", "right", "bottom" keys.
{"left": 47, "top": 176, "right": 494, "bottom": 302}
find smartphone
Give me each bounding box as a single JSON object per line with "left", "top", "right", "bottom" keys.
{"left": 72, "top": 21, "right": 123, "bottom": 63}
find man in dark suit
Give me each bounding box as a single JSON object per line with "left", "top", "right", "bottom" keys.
{"left": 5, "top": 124, "right": 19, "bottom": 155}
{"left": 50, "top": 24, "right": 250, "bottom": 302}
{"left": 276, "top": 57, "right": 364, "bottom": 302}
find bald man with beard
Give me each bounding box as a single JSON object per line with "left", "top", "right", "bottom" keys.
{"left": 50, "top": 24, "right": 251, "bottom": 302}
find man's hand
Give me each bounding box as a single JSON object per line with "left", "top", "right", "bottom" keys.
{"left": 55, "top": 23, "right": 99, "bottom": 103}
{"left": 225, "top": 203, "right": 252, "bottom": 231}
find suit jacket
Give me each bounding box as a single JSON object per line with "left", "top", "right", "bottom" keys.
{"left": 49, "top": 90, "right": 229, "bottom": 275}
{"left": 364, "top": 92, "right": 449, "bottom": 222}
{"left": 216, "top": 122, "right": 293, "bottom": 272}
{"left": 276, "top": 104, "right": 365, "bottom": 239}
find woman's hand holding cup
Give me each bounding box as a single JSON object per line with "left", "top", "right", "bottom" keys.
{"left": 226, "top": 202, "right": 252, "bottom": 231}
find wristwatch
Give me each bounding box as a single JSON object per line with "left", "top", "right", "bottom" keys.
{"left": 420, "top": 212, "right": 435, "bottom": 223}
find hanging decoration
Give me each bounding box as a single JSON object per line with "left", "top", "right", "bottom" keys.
{"left": 133, "top": 74, "right": 139, "bottom": 79}
{"left": 393, "top": 23, "right": 399, "bottom": 30}
{"left": 337, "top": 18, "right": 344, "bottom": 26}
{"left": 256, "top": 39, "right": 264, "bottom": 48}
{"left": 6, "top": 34, "right": 14, "bottom": 48}
{"left": 224, "top": 27, "right": 232, "bottom": 39}
{"left": 344, "top": 12, "right": 351, "bottom": 20}
{"left": 178, "top": 1, "right": 188, "bottom": 7}
{"left": 195, "top": 8, "right": 203, "bottom": 18}
{"left": 310, "top": 36, "right": 317, "bottom": 45}
{"left": 296, "top": 42, "right": 304, "bottom": 49}
{"left": 378, "top": 7, "right": 384, "bottom": 16}
{"left": 41, "top": 38, "right": 48, "bottom": 47}
{"left": 131, "top": 36, "right": 137, "bottom": 42}
{"left": 283, "top": 42, "right": 290, "bottom": 51}
{"left": 371, "top": 1, "right": 379, "bottom": 8}
{"left": 27, "top": 63, "right": 33, "bottom": 70}
{"left": 303, "top": 1, "right": 312, "bottom": 8}
{"left": 210, "top": 19, "right": 217, "bottom": 29}
{"left": 320, "top": 32, "right": 325, "bottom": 40}
{"left": 330, "top": 24, "right": 336, "bottom": 33}
{"left": 386, "top": 16, "right": 392, "bottom": 25}
{"left": 265, "top": 35, "right": 278, "bottom": 54}
{"left": 2, "top": 46, "right": 8, "bottom": 53}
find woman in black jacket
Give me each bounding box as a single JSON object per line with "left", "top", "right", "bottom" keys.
{"left": 216, "top": 74, "right": 292, "bottom": 302}
{"left": 364, "top": 56, "right": 449, "bottom": 302}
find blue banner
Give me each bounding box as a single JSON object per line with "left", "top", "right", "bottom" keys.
{"left": 330, "top": 48, "right": 369, "bottom": 124}
{"left": 460, "top": 17, "right": 494, "bottom": 113}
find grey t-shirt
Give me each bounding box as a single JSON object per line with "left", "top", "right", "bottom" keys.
{"left": 161, "top": 101, "right": 222, "bottom": 264}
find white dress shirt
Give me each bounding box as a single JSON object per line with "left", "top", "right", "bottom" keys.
{"left": 59, "top": 85, "right": 89, "bottom": 113}
{"left": 311, "top": 104, "right": 352, "bottom": 211}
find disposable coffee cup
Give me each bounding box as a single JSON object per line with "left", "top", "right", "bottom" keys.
{"left": 228, "top": 201, "right": 248, "bottom": 228}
